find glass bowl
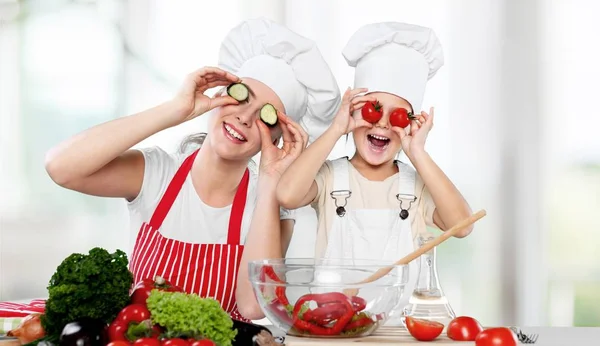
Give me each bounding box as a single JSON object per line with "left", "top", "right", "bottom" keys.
{"left": 248, "top": 258, "right": 408, "bottom": 338}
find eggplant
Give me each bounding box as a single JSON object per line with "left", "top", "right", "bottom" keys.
{"left": 231, "top": 320, "right": 280, "bottom": 346}
{"left": 59, "top": 319, "right": 107, "bottom": 346}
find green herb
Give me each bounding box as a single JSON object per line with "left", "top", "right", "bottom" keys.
{"left": 40, "top": 248, "right": 133, "bottom": 339}
{"left": 147, "top": 290, "right": 237, "bottom": 346}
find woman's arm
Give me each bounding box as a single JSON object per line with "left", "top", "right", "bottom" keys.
{"left": 45, "top": 102, "right": 181, "bottom": 200}
{"left": 45, "top": 67, "right": 239, "bottom": 200}
{"left": 236, "top": 178, "right": 288, "bottom": 320}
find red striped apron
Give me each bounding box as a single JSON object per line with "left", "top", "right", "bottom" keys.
{"left": 128, "top": 149, "right": 250, "bottom": 322}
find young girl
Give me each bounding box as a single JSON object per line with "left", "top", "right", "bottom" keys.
{"left": 277, "top": 22, "right": 473, "bottom": 319}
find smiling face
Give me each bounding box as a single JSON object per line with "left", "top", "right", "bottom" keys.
{"left": 352, "top": 92, "right": 413, "bottom": 166}
{"left": 207, "top": 78, "right": 284, "bottom": 161}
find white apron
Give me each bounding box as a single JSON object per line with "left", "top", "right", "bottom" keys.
{"left": 322, "top": 158, "right": 419, "bottom": 326}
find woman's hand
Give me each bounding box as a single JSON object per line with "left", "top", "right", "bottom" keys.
{"left": 392, "top": 107, "right": 435, "bottom": 160}
{"left": 329, "top": 87, "right": 376, "bottom": 136}
{"left": 170, "top": 67, "right": 241, "bottom": 125}
{"left": 257, "top": 112, "right": 309, "bottom": 180}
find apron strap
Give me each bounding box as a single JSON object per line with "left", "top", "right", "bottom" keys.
{"left": 331, "top": 157, "right": 351, "bottom": 192}
{"left": 227, "top": 168, "right": 250, "bottom": 245}
{"left": 395, "top": 161, "right": 416, "bottom": 196}
{"left": 149, "top": 150, "right": 199, "bottom": 229}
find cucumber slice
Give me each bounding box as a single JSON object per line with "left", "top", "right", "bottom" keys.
{"left": 260, "top": 104, "right": 278, "bottom": 127}
{"left": 227, "top": 83, "right": 249, "bottom": 102}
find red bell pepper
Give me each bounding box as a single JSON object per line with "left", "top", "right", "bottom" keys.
{"left": 131, "top": 276, "right": 183, "bottom": 306}
{"left": 303, "top": 303, "right": 346, "bottom": 325}
{"left": 292, "top": 293, "right": 355, "bottom": 336}
{"left": 343, "top": 316, "right": 373, "bottom": 331}
{"left": 108, "top": 304, "right": 161, "bottom": 342}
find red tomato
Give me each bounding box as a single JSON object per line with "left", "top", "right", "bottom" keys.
{"left": 475, "top": 327, "right": 518, "bottom": 346}
{"left": 189, "top": 340, "right": 215, "bottom": 346}
{"left": 134, "top": 338, "right": 161, "bottom": 346}
{"left": 131, "top": 276, "right": 183, "bottom": 306}
{"left": 361, "top": 101, "right": 383, "bottom": 123}
{"left": 116, "top": 304, "right": 151, "bottom": 323}
{"left": 405, "top": 316, "right": 444, "bottom": 341}
{"left": 447, "top": 316, "right": 484, "bottom": 341}
{"left": 107, "top": 341, "right": 131, "bottom": 346}
{"left": 161, "top": 338, "right": 189, "bottom": 346}
{"left": 389, "top": 108, "right": 413, "bottom": 128}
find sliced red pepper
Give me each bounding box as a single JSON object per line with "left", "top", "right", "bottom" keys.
{"left": 292, "top": 293, "right": 355, "bottom": 336}
{"left": 350, "top": 296, "right": 367, "bottom": 312}
{"left": 303, "top": 303, "right": 346, "bottom": 325}
{"left": 262, "top": 265, "right": 290, "bottom": 306}
{"left": 343, "top": 316, "right": 373, "bottom": 331}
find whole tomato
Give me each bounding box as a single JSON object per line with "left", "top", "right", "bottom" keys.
{"left": 134, "top": 338, "right": 161, "bottom": 346}
{"left": 161, "top": 338, "right": 189, "bottom": 346}
{"left": 475, "top": 327, "right": 518, "bottom": 346}
{"left": 361, "top": 101, "right": 383, "bottom": 123}
{"left": 405, "top": 316, "right": 444, "bottom": 342}
{"left": 447, "top": 316, "right": 484, "bottom": 341}
{"left": 131, "top": 276, "right": 183, "bottom": 306}
{"left": 189, "top": 340, "right": 215, "bottom": 346}
{"left": 389, "top": 108, "right": 414, "bottom": 129}
{"left": 107, "top": 341, "right": 131, "bottom": 346}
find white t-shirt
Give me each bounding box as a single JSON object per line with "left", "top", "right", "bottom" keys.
{"left": 127, "top": 146, "right": 295, "bottom": 253}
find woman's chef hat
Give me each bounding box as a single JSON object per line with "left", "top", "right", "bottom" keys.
{"left": 343, "top": 22, "right": 444, "bottom": 113}
{"left": 219, "top": 18, "right": 341, "bottom": 142}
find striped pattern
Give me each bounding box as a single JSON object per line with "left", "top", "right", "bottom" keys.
{"left": 0, "top": 300, "right": 45, "bottom": 318}
{"left": 129, "top": 223, "right": 247, "bottom": 321}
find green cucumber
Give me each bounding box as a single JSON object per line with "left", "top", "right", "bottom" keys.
{"left": 260, "top": 103, "right": 278, "bottom": 127}
{"left": 227, "top": 83, "right": 249, "bottom": 102}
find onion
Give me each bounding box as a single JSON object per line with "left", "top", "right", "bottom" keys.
{"left": 7, "top": 313, "right": 46, "bottom": 344}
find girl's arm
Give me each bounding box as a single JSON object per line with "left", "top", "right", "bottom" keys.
{"left": 277, "top": 88, "right": 375, "bottom": 209}
{"left": 395, "top": 108, "right": 473, "bottom": 237}
{"left": 45, "top": 67, "right": 239, "bottom": 200}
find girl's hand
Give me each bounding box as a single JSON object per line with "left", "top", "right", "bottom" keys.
{"left": 170, "top": 67, "right": 241, "bottom": 125}
{"left": 330, "top": 88, "right": 376, "bottom": 136}
{"left": 392, "top": 107, "right": 435, "bottom": 159}
{"left": 257, "top": 111, "right": 309, "bottom": 180}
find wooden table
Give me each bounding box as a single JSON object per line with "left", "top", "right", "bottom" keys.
{"left": 276, "top": 326, "right": 600, "bottom": 346}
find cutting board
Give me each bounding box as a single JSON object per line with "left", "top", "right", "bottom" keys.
{"left": 284, "top": 327, "right": 472, "bottom": 345}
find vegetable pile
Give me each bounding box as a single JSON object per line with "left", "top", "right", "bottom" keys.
{"left": 42, "top": 248, "right": 134, "bottom": 341}
{"left": 261, "top": 265, "right": 375, "bottom": 337}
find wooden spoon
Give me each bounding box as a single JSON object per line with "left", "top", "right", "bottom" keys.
{"left": 343, "top": 209, "right": 487, "bottom": 296}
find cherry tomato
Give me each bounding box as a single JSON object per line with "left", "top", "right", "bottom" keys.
{"left": 361, "top": 101, "right": 383, "bottom": 123}
{"left": 447, "top": 316, "right": 484, "bottom": 341}
{"left": 131, "top": 276, "right": 183, "bottom": 306}
{"left": 389, "top": 108, "right": 412, "bottom": 128}
{"left": 405, "top": 316, "right": 444, "bottom": 341}
{"left": 161, "top": 338, "right": 189, "bottom": 346}
{"left": 134, "top": 338, "right": 161, "bottom": 346}
{"left": 189, "top": 340, "right": 215, "bottom": 346}
{"left": 115, "top": 304, "right": 151, "bottom": 323}
{"left": 475, "top": 327, "right": 518, "bottom": 346}
{"left": 107, "top": 341, "right": 131, "bottom": 346}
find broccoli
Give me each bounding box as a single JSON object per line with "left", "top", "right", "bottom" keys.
{"left": 147, "top": 290, "right": 237, "bottom": 346}
{"left": 40, "top": 247, "right": 133, "bottom": 339}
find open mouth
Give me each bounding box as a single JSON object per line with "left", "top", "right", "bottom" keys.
{"left": 223, "top": 122, "right": 247, "bottom": 143}
{"left": 367, "top": 134, "right": 390, "bottom": 151}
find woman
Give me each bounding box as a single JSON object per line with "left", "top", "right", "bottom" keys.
{"left": 42, "top": 18, "right": 341, "bottom": 321}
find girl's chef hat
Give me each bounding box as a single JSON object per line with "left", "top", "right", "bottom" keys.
{"left": 343, "top": 22, "right": 444, "bottom": 112}
{"left": 219, "top": 18, "right": 341, "bottom": 142}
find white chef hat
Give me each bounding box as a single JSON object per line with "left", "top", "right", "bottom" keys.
{"left": 343, "top": 22, "right": 444, "bottom": 113}
{"left": 219, "top": 18, "right": 341, "bottom": 142}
